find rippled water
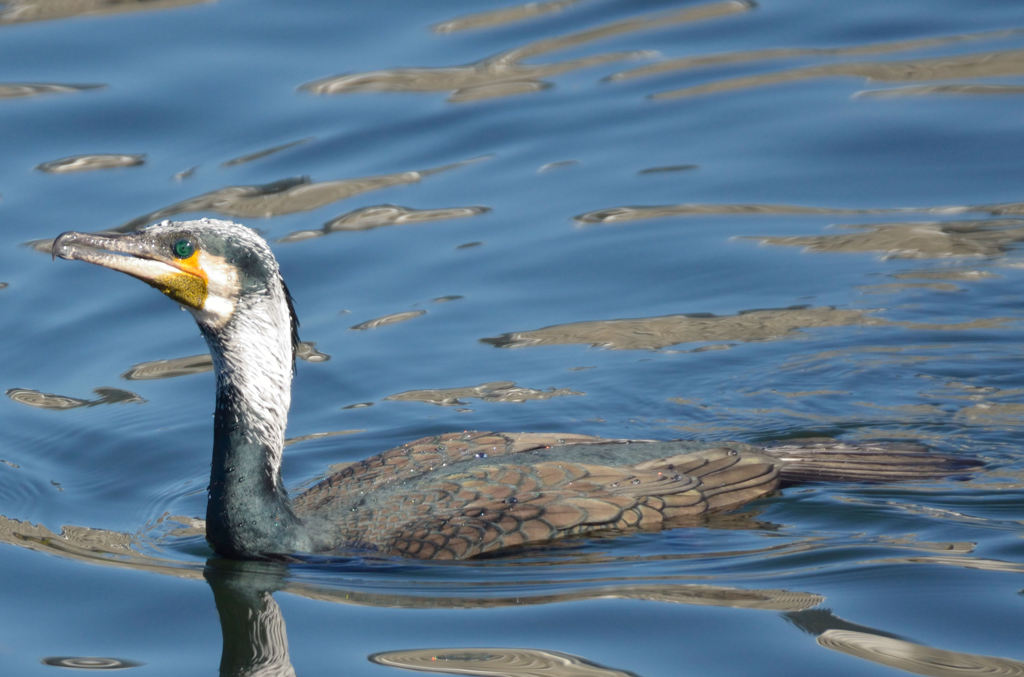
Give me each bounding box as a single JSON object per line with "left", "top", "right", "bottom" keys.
{"left": 2, "top": 0, "right": 1024, "bottom": 674}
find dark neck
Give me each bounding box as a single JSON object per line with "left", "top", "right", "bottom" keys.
{"left": 206, "top": 384, "right": 307, "bottom": 558}
{"left": 200, "top": 293, "right": 310, "bottom": 558}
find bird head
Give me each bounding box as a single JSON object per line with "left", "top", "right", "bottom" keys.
{"left": 52, "top": 219, "right": 298, "bottom": 344}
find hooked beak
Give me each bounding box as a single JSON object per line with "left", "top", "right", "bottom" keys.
{"left": 53, "top": 230, "right": 209, "bottom": 310}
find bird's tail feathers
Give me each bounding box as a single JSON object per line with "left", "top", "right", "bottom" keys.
{"left": 762, "top": 439, "right": 980, "bottom": 485}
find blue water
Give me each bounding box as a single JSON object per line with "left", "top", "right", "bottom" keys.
{"left": 3, "top": 0, "right": 1024, "bottom": 674}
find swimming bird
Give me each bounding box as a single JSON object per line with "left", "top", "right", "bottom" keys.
{"left": 52, "top": 218, "right": 974, "bottom": 560}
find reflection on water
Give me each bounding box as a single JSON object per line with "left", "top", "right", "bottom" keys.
{"left": 892, "top": 269, "right": 995, "bottom": 282}
{"left": 121, "top": 158, "right": 482, "bottom": 230}
{"left": 350, "top": 310, "right": 427, "bottom": 331}
{"left": 857, "top": 83, "right": 1024, "bottom": 98}
{"left": 0, "top": 0, "right": 209, "bottom": 24}
{"left": 40, "top": 656, "right": 143, "bottom": 670}
{"left": 484, "top": 306, "right": 1014, "bottom": 353}
{"left": 955, "top": 402, "right": 1024, "bottom": 426}
{"left": 818, "top": 630, "right": 1024, "bottom": 677}
{"left": 295, "top": 341, "right": 330, "bottom": 363}
{"left": 0, "top": 513, "right": 825, "bottom": 677}
{"left": 280, "top": 204, "right": 489, "bottom": 242}
{"left": 484, "top": 306, "right": 878, "bottom": 351}
{"left": 372, "top": 624, "right": 1024, "bottom": 677}
{"left": 6, "top": 386, "right": 144, "bottom": 410}
{"left": 122, "top": 342, "right": 328, "bottom": 381}
{"left": 285, "top": 429, "right": 363, "bottom": 447}
{"left": 877, "top": 554, "right": 1024, "bottom": 574}
{"left": 608, "top": 27, "right": 1023, "bottom": 83}
{"left": 576, "top": 202, "right": 945, "bottom": 224}
{"left": 638, "top": 164, "right": 699, "bottom": 175}
{"left": 4, "top": 513, "right": 1019, "bottom": 677}
{"left": 385, "top": 381, "right": 583, "bottom": 407}
{"left": 751, "top": 219, "right": 1024, "bottom": 259}
{"left": 36, "top": 197, "right": 1024, "bottom": 265}
{"left": 776, "top": 347, "right": 1024, "bottom": 433}
{"left": 0, "top": 515, "right": 198, "bottom": 578}
{"left": 220, "top": 138, "right": 312, "bottom": 168}
{"left": 576, "top": 202, "right": 1024, "bottom": 226}
{"left": 641, "top": 36, "right": 1024, "bottom": 100}
{"left": 0, "top": 82, "right": 103, "bottom": 99}
{"left": 371, "top": 647, "right": 637, "bottom": 677}
{"left": 857, "top": 281, "right": 961, "bottom": 295}
{"left": 286, "top": 577, "right": 826, "bottom": 613}
{"left": 35, "top": 154, "right": 145, "bottom": 173}
{"left": 206, "top": 561, "right": 295, "bottom": 677}
{"left": 122, "top": 354, "right": 213, "bottom": 381}
{"left": 301, "top": 0, "right": 752, "bottom": 102}
{"left": 432, "top": 0, "right": 584, "bottom": 34}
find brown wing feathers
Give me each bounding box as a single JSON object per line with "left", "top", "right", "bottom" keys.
{"left": 379, "top": 448, "right": 780, "bottom": 559}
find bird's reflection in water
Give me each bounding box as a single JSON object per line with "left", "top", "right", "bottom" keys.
{"left": 5, "top": 516, "right": 1023, "bottom": 676}
{"left": 201, "top": 556, "right": 824, "bottom": 677}
{"left": 204, "top": 559, "right": 295, "bottom": 677}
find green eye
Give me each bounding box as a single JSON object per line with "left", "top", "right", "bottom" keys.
{"left": 172, "top": 238, "right": 195, "bottom": 259}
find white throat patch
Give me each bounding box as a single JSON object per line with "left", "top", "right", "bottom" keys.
{"left": 192, "top": 250, "right": 240, "bottom": 329}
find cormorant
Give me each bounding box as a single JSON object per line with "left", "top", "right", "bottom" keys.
{"left": 52, "top": 218, "right": 974, "bottom": 560}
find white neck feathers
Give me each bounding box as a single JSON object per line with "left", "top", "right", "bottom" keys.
{"left": 204, "top": 287, "right": 294, "bottom": 479}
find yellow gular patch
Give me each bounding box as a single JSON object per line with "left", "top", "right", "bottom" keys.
{"left": 150, "top": 249, "right": 209, "bottom": 310}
